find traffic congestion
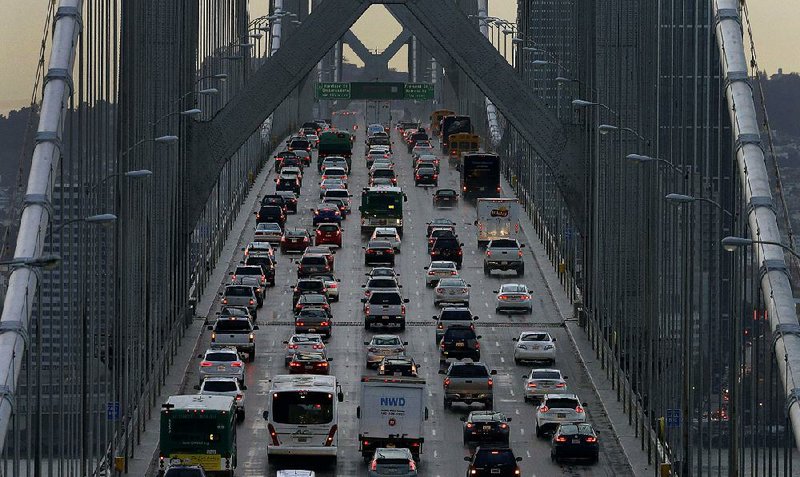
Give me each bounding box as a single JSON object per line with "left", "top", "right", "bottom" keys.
{"left": 158, "top": 113, "right": 626, "bottom": 477}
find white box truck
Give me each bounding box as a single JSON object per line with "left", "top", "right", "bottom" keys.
{"left": 357, "top": 376, "right": 428, "bottom": 460}
{"left": 476, "top": 198, "right": 520, "bottom": 246}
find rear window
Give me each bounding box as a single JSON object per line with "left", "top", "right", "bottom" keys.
{"left": 372, "top": 169, "right": 396, "bottom": 178}
{"left": 531, "top": 370, "right": 561, "bottom": 380}
{"left": 491, "top": 239, "right": 518, "bottom": 248}
{"left": 369, "top": 279, "right": 398, "bottom": 288}
{"left": 214, "top": 319, "right": 251, "bottom": 332}
{"left": 297, "top": 280, "right": 325, "bottom": 290}
{"left": 448, "top": 364, "right": 489, "bottom": 378}
{"left": 202, "top": 381, "right": 238, "bottom": 392}
{"left": 433, "top": 238, "right": 459, "bottom": 248}
{"left": 440, "top": 310, "right": 472, "bottom": 321}
{"left": 225, "top": 286, "right": 252, "bottom": 296}
{"left": 545, "top": 397, "right": 580, "bottom": 409}
{"left": 521, "top": 332, "right": 550, "bottom": 342}
{"left": 206, "top": 352, "right": 238, "bottom": 361}
{"left": 324, "top": 169, "right": 346, "bottom": 176}
{"left": 261, "top": 206, "right": 282, "bottom": 215}
{"left": 235, "top": 267, "right": 260, "bottom": 275}
{"left": 325, "top": 190, "right": 349, "bottom": 199}
{"left": 368, "top": 292, "right": 401, "bottom": 305}
{"left": 318, "top": 224, "right": 339, "bottom": 232}
{"left": 245, "top": 258, "right": 271, "bottom": 270}
{"left": 372, "top": 336, "right": 401, "bottom": 346}
{"left": 443, "top": 328, "right": 476, "bottom": 340}
{"left": 438, "top": 278, "right": 464, "bottom": 287}
{"left": 437, "top": 190, "right": 456, "bottom": 196}
{"left": 473, "top": 449, "right": 516, "bottom": 466}
{"left": 302, "top": 256, "right": 327, "bottom": 266}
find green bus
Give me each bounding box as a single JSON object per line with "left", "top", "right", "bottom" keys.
{"left": 359, "top": 185, "right": 407, "bottom": 235}
{"left": 160, "top": 395, "right": 237, "bottom": 476}
{"left": 318, "top": 130, "right": 353, "bottom": 171}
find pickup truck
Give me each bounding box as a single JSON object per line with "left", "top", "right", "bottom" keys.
{"left": 208, "top": 316, "right": 258, "bottom": 362}
{"left": 439, "top": 362, "right": 497, "bottom": 410}
{"left": 483, "top": 238, "right": 525, "bottom": 276}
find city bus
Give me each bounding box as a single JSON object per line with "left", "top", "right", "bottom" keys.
{"left": 430, "top": 109, "right": 455, "bottom": 137}
{"left": 448, "top": 132, "right": 481, "bottom": 161}
{"left": 160, "top": 395, "right": 237, "bottom": 476}
{"left": 262, "top": 375, "right": 344, "bottom": 459}
{"left": 460, "top": 152, "right": 501, "bottom": 200}
{"left": 359, "top": 186, "right": 408, "bottom": 235}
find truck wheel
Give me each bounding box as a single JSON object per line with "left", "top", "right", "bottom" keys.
{"left": 517, "top": 266, "right": 525, "bottom": 276}
{"left": 443, "top": 398, "right": 451, "bottom": 409}
{"left": 364, "top": 321, "right": 370, "bottom": 330}
{"left": 484, "top": 399, "right": 493, "bottom": 410}
{"left": 249, "top": 349, "right": 256, "bottom": 362}
{"left": 483, "top": 265, "right": 490, "bottom": 276}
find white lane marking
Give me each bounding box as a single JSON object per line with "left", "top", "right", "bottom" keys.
{"left": 431, "top": 428, "right": 436, "bottom": 436}
{"left": 495, "top": 341, "right": 500, "bottom": 347}
{"left": 526, "top": 450, "right": 531, "bottom": 458}
{"left": 520, "top": 428, "right": 525, "bottom": 435}
{"left": 434, "top": 450, "right": 438, "bottom": 458}
{"left": 500, "top": 357, "right": 505, "bottom": 363}
{"left": 509, "top": 389, "right": 514, "bottom": 396}
{"left": 515, "top": 409, "right": 520, "bottom": 415}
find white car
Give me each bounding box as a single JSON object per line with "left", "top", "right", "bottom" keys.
{"left": 412, "top": 144, "right": 434, "bottom": 158}
{"left": 434, "top": 277, "right": 470, "bottom": 306}
{"left": 364, "top": 334, "right": 407, "bottom": 367}
{"left": 371, "top": 227, "right": 401, "bottom": 251}
{"left": 494, "top": 283, "right": 533, "bottom": 313}
{"left": 424, "top": 260, "right": 459, "bottom": 286}
{"left": 277, "top": 471, "right": 315, "bottom": 477}
{"left": 254, "top": 222, "right": 283, "bottom": 243}
{"left": 513, "top": 331, "right": 556, "bottom": 365}
{"left": 321, "top": 156, "right": 349, "bottom": 173}
{"left": 534, "top": 393, "right": 586, "bottom": 437}
{"left": 363, "top": 276, "right": 402, "bottom": 298}
{"left": 319, "top": 178, "right": 345, "bottom": 198}
{"left": 320, "top": 167, "right": 349, "bottom": 187}
{"left": 196, "top": 377, "right": 247, "bottom": 421}
{"left": 523, "top": 368, "right": 568, "bottom": 403}
{"left": 244, "top": 241, "right": 275, "bottom": 257}
{"left": 367, "top": 267, "right": 399, "bottom": 280}
{"left": 283, "top": 333, "right": 326, "bottom": 365}
{"left": 317, "top": 274, "right": 340, "bottom": 302}
{"left": 281, "top": 166, "right": 303, "bottom": 184}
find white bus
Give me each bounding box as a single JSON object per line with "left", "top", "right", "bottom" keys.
{"left": 262, "top": 375, "right": 344, "bottom": 458}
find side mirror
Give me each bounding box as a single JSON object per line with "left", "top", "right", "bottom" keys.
{"left": 423, "top": 266, "right": 428, "bottom": 270}
{"left": 193, "top": 385, "right": 200, "bottom": 390}
{"left": 207, "top": 325, "right": 213, "bottom": 331}
{"left": 582, "top": 402, "right": 588, "bottom": 407}
{"left": 512, "top": 337, "right": 518, "bottom": 342}
{"left": 262, "top": 410, "right": 269, "bottom": 420}
{"left": 463, "top": 457, "right": 471, "bottom": 462}
{"left": 493, "top": 291, "right": 499, "bottom": 294}
{"left": 438, "top": 369, "right": 446, "bottom": 375}
{"left": 403, "top": 299, "right": 410, "bottom": 303}
{"left": 356, "top": 406, "right": 361, "bottom": 418}
{"left": 477, "top": 335, "right": 483, "bottom": 340}
{"left": 490, "top": 370, "right": 498, "bottom": 375}
{"left": 473, "top": 220, "right": 478, "bottom": 226}
{"left": 241, "top": 385, "right": 248, "bottom": 390}
{"left": 516, "top": 457, "right": 523, "bottom": 462}
{"left": 459, "top": 416, "right": 467, "bottom": 422}
{"left": 337, "top": 279, "right": 341, "bottom": 282}
{"left": 198, "top": 354, "right": 204, "bottom": 358}
{"left": 552, "top": 338, "right": 557, "bottom": 342}
{"left": 253, "top": 325, "right": 260, "bottom": 330}
{"left": 425, "top": 407, "right": 429, "bottom": 420}
{"left": 473, "top": 316, "right": 479, "bottom": 320}
{"left": 506, "top": 417, "right": 512, "bottom": 422}
{"left": 360, "top": 298, "right": 367, "bottom": 303}
{"left": 563, "top": 376, "right": 569, "bottom": 380}
{"left": 361, "top": 284, "right": 366, "bottom": 288}
{"left": 241, "top": 247, "right": 245, "bottom": 251}
{"left": 467, "top": 284, "right": 472, "bottom": 287}
{"left": 521, "top": 244, "right": 526, "bottom": 248}
{"left": 403, "top": 342, "right": 409, "bottom": 346}
{"left": 282, "top": 341, "right": 289, "bottom": 344}
{"left": 215, "top": 311, "right": 221, "bottom": 315}
{"left": 460, "top": 243, "right": 464, "bottom": 246}
{"left": 327, "top": 357, "right": 333, "bottom": 362}
{"left": 432, "top": 315, "right": 438, "bottom": 320}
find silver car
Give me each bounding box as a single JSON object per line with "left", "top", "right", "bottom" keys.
{"left": 254, "top": 222, "right": 283, "bottom": 243}
{"left": 424, "top": 260, "right": 459, "bottom": 286}
{"left": 364, "top": 334, "right": 407, "bottom": 367}
{"left": 244, "top": 241, "right": 275, "bottom": 258}
{"left": 220, "top": 284, "right": 257, "bottom": 317}
{"left": 316, "top": 273, "right": 341, "bottom": 302}
{"left": 433, "top": 277, "right": 470, "bottom": 306}
{"left": 534, "top": 393, "right": 587, "bottom": 437}
{"left": 367, "top": 267, "right": 399, "bottom": 279}
{"left": 283, "top": 333, "right": 326, "bottom": 365}
{"left": 513, "top": 330, "right": 556, "bottom": 365}
{"left": 371, "top": 227, "right": 401, "bottom": 251}
{"left": 198, "top": 347, "right": 244, "bottom": 385}
{"left": 494, "top": 283, "right": 533, "bottom": 314}
{"left": 523, "top": 368, "right": 568, "bottom": 403}
{"left": 196, "top": 377, "right": 247, "bottom": 421}
{"left": 362, "top": 276, "right": 402, "bottom": 298}
{"left": 367, "top": 448, "right": 417, "bottom": 477}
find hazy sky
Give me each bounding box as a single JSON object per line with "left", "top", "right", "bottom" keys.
{"left": 0, "top": 1, "right": 796, "bottom": 115}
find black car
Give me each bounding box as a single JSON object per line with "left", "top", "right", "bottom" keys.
{"left": 433, "top": 189, "right": 459, "bottom": 208}
{"left": 276, "top": 191, "right": 298, "bottom": 213}
{"left": 462, "top": 411, "right": 511, "bottom": 446}
{"left": 440, "top": 325, "right": 481, "bottom": 362}
{"left": 427, "top": 228, "right": 458, "bottom": 253}
{"left": 276, "top": 175, "right": 301, "bottom": 194}
{"left": 364, "top": 240, "right": 396, "bottom": 266}
{"left": 261, "top": 194, "right": 288, "bottom": 212}
{"left": 294, "top": 308, "right": 332, "bottom": 338}
{"left": 274, "top": 151, "right": 297, "bottom": 171}
{"left": 378, "top": 355, "right": 418, "bottom": 377}
{"left": 312, "top": 204, "right": 343, "bottom": 226}
{"left": 551, "top": 423, "right": 599, "bottom": 463}
{"left": 292, "top": 278, "right": 327, "bottom": 305}
{"left": 414, "top": 166, "right": 438, "bottom": 186}
{"left": 256, "top": 205, "right": 286, "bottom": 227}
{"left": 463, "top": 447, "right": 522, "bottom": 477}
{"left": 296, "top": 254, "right": 331, "bottom": 278}
{"left": 430, "top": 237, "right": 464, "bottom": 268}
{"left": 243, "top": 255, "right": 276, "bottom": 286}
{"left": 287, "top": 137, "right": 311, "bottom": 153}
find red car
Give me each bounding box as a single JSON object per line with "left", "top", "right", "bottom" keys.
{"left": 281, "top": 227, "right": 311, "bottom": 253}
{"left": 315, "top": 223, "right": 342, "bottom": 248}
{"left": 288, "top": 351, "right": 331, "bottom": 375}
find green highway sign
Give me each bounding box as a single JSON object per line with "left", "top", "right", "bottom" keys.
{"left": 315, "top": 82, "right": 434, "bottom": 100}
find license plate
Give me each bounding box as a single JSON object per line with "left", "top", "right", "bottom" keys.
{"left": 557, "top": 413, "right": 566, "bottom": 418}
{"left": 308, "top": 328, "right": 316, "bottom": 332}
{"left": 375, "top": 251, "right": 383, "bottom": 255}
{"left": 491, "top": 470, "right": 500, "bottom": 474}
{"left": 482, "top": 425, "right": 492, "bottom": 431}
{"left": 305, "top": 365, "right": 314, "bottom": 370}
{"left": 296, "top": 437, "right": 308, "bottom": 443}
{"left": 386, "top": 443, "right": 396, "bottom": 448}
{"left": 217, "top": 366, "right": 226, "bottom": 371}
{"left": 381, "top": 316, "right": 390, "bottom": 320}
{"left": 500, "top": 261, "right": 508, "bottom": 265}
{"left": 291, "top": 239, "right": 298, "bottom": 243}
{"left": 572, "top": 438, "right": 581, "bottom": 444}
{"left": 455, "top": 342, "right": 465, "bottom": 347}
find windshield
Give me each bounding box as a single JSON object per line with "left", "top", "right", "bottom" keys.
{"left": 206, "top": 352, "right": 237, "bottom": 361}
{"left": 441, "top": 310, "right": 472, "bottom": 320}
{"left": 325, "top": 190, "right": 349, "bottom": 199}
{"left": 372, "top": 336, "right": 401, "bottom": 346}
{"left": 369, "top": 279, "right": 398, "bottom": 288}
{"left": 545, "top": 398, "right": 579, "bottom": 409}
{"left": 438, "top": 279, "right": 465, "bottom": 287}
{"left": 532, "top": 370, "right": 562, "bottom": 380}
{"left": 501, "top": 285, "right": 528, "bottom": 293}
{"left": 521, "top": 332, "right": 550, "bottom": 342}
{"left": 298, "top": 280, "right": 325, "bottom": 290}
{"left": 318, "top": 224, "right": 339, "bottom": 232}
{"left": 302, "top": 256, "right": 326, "bottom": 266}
{"left": 203, "top": 381, "right": 238, "bottom": 392}
{"left": 491, "top": 239, "right": 518, "bottom": 248}
{"left": 272, "top": 391, "right": 334, "bottom": 425}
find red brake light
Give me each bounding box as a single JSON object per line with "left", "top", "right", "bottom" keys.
{"left": 408, "top": 459, "right": 416, "bottom": 471}
{"left": 555, "top": 382, "right": 566, "bottom": 388}
{"left": 540, "top": 405, "right": 549, "bottom": 413}
{"left": 370, "top": 460, "right": 377, "bottom": 471}
{"left": 576, "top": 406, "right": 585, "bottom": 413}
{"left": 443, "top": 378, "right": 451, "bottom": 387}
{"left": 556, "top": 435, "right": 568, "bottom": 442}
{"left": 267, "top": 423, "right": 280, "bottom": 446}
{"left": 527, "top": 382, "right": 537, "bottom": 388}
{"left": 231, "top": 361, "right": 243, "bottom": 368}
{"left": 321, "top": 321, "right": 329, "bottom": 326}
{"left": 585, "top": 436, "right": 597, "bottom": 443}
{"left": 200, "top": 361, "right": 213, "bottom": 367}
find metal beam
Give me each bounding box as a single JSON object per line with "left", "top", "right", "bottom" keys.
{"left": 379, "top": 29, "right": 411, "bottom": 61}
{"left": 342, "top": 30, "right": 373, "bottom": 64}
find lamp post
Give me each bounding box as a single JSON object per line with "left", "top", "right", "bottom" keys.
{"left": 626, "top": 154, "right": 683, "bottom": 174}
{"left": 721, "top": 236, "right": 800, "bottom": 259}
{"left": 194, "top": 73, "right": 228, "bottom": 85}
{"left": 84, "top": 170, "right": 152, "bottom": 195}
{"left": 598, "top": 124, "right": 647, "bottom": 143}
{"left": 664, "top": 193, "right": 733, "bottom": 218}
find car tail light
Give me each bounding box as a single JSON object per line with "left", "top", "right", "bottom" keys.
{"left": 440, "top": 342, "right": 445, "bottom": 351}
{"left": 451, "top": 150, "right": 456, "bottom": 155}
{"left": 324, "top": 424, "right": 337, "bottom": 446}
{"left": 367, "top": 249, "right": 374, "bottom": 254}
{"left": 556, "top": 382, "right": 566, "bottom": 388}
{"left": 540, "top": 405, "right": 550, "bottom": 413}
{"left": 321, "top": 321, "right": 329, "bottom": 326}
{"left": 268, "top": 423, "right": 280, "bottom": 446}
{"left": 222, "top": 298, "right": 228, "bottom": 304}
{"left": 235, "top": 393, "right": 243, "bottom": 401}
{"left": 451, "top": 270, "right": 458, "bottom": 275}
{"left": 211, "top": 332, "right": 216, "bottom": 341}
{"left": 312, "top": 344, "right": 323, "bottom": 350}
{"left": 369, "top": 460, "right": 377, "bottom": 471}
{"left": 487, "top": 378, "right": 493, "bottom": 389}
{"left": 297, "top": 321, "right": 305, "bottom": 327}
{"left": 496, "top": 186, "right": 501, "bottom": 192}
{"left": 443, "top": 378, "right": 451, "bottom": 387}
{"left": 475, "top": 342, "right": 481, "bottom": 350}
{"left": 576, "top": 406, "right": 585, "bottom": 413}
{"left": 230, "top": 274, "right": 236, "bottom": 281}
{"left": 486, "top": 250, "right": 492, "bottom": 257}
{"left": 585, "top": 436, "right": 597, "bottom": 443}
{"left": 500, "top": 423, "right": 508, "bottom": 429}
{"left": 281, "top": 237, "right": 286, "bottom": 242}
{"left": 290, "top": 362, "right": 301, "bottom": 367}
{"left": 400, "top": 305, "right": 406, "bottom": 314}
{"left": 320, "top": 362, "right": 328, "bottom": 367}
{"left": 415, "top": 175, "right": 421, "bottom": 180}
{"left": 249, "top": 299, "right": 254, "bottom": 305}
{"left": 433, "top": 174, "right": 438, "bottom": 179}
{"left": 499, "top": 295, "right": 509, "bottom": 301}
{"left": 518, "top": 250, "right": 524, "bottom": 257}
{"left": 329, "top": 283, "right": 337, "bottom": 289}
{"left": 408, "top": 459, "right": 416, "bottom": 471}
{"left": 463, "top": 186, "right": 467, "bottom": 192}
{"left": 288, "top": 344, "right": 298, "bottom": 349}
{"left": 435, "top": 288, "right": 443, "bottom": 293}
{"left": 249, "top": 333, "right": 255, "bottom": 342}
{"left": 230, "top": 361, "right": 243, "bottom": 368}
{"left": 364, "top": 305, "right": 370, "bottom": 314}
{"left": 428, "top": 271, "right": 435, "bottom": 276}
{"left": 528, "top": 382, "right": 537, "bottom": 388}
{"left": 555, "top": 435, "right": 568, "bottom": 443}
{"left": 466, "top": 422, "right": 474, "bottom": 429}
{"left": 200, "top": 361, "right": 213, "bottom": 367}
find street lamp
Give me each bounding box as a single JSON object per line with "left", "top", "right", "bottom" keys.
{"left": 85, "top": 170, "right": 153, "bottom": 195}
{"left": 626, "top": 153, "right": 683, "bottom": 174}
{"left": 0, "top": 254, "right": 61, "bottom": 269}
{"left": 46, "top": 213, "right": 117, "bottom": 239}
{"left": 120, "top": 135, "right": 179, "bottom": 157}
{"left": 664, "top": 193, "right": 733, "bottom": 217}
{"left": 721, "top": 236, "right": 800, "bottom": 259}
{"left": 194, "top": 73, "right": 228, "bottom": 84}
{"left": 598, "top": 124, "right": 647, "bottom": 142}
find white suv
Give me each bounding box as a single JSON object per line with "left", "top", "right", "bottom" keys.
{"left": 534, "top": 393, "right": 587, "bottom": 437}
{"left": 196, "top": 377, "right": 247, "bottom": 421}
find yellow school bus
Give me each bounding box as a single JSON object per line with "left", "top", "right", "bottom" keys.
{"left": 430, "top": 109, "right": 456, "bottom": 137}
{"left": 448, "top": 132, "right": 482, "bottom": 160}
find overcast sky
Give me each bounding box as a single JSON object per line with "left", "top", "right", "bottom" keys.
{"left": 0, "top": 1, "right": 795, "bottom": 115}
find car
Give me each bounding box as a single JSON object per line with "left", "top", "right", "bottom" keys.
{"left": 367, "top": 448, "right": 418, "bottom": 477}
{"left": 276, "top": 471, "right": 315, "bottom": 477}
{"left": 362, "top": 291, "right": 410, "bottom": 330}
{"left": 366, "top": 267, "right": 399, "bottom": 280}
{"left": 494, "top": 283, "right": 533, "bottom": 314}
{"left": 461, "top": 411, "right": 511, "bottom": 446}
{"left": 433, "top": 188, "right": 458, "bottom": 208}
{"left": 276, "top": 175, "right": 301, "bottom": 194}
{"left": 433, "top": 307, "right": 478, "bottom": 345}
{"left": 369, "top": 167, "right": 397, "bottom": 186}
{"left": 371, "top": 227, "right": 401, "bottom": 251}
{"left": 440, "top": 362, "right": 496, "bottom": 410}
{"left": 288, "top": 351, "right": 332, "bottom": 375}
{"left": 306, "top": 133, "right": 319, "bottom": 148}
{"left": 292, "top": 278, "right": 327, "bottom": 305}
{"left": 321, "top": 156, "right": 349, "bottom": 173}
{"left": 370, "top": 157, "right": 394, "bottom": 170}
{"left": 283, "top": 333, "right": 326, "bottom": 365}
{"left": 463, "top": 447, "right": 522, "bottom": 477}
{"left": 215, "top": 306, "right": 250, "bottom": 323}
{"left": 287, "top": 136, "right": 311, "bottom": 153}
{"left": 513, "top": 330, "right": 556, "bottom": 365}
{"left": 195, "top": 377, "right": 247, "bottom": 421}
{"left": 296, "top": 253, "right": 332, "bottom": 278}
{"left": 411, "top": 143, "right": 434, "bottom": 159}
{"left": 220, "top": 285, "right": 257, "bottom": 317}
{"left": 294, "top": 308, "right": 332, "bottom": 338}
{"left": 434, "top": 277, "right": 470, "bottom": 306}
{"left": 430, "top": 236, "right": 464, "bottom": 268}
{"left": 261, "top": 194, "right": 288, "bottom": 212}
{"left": 164, "top": 466, "right": 207, "bottom": 477}
{"left": 305, "top": 245, "right": 336, "bottom": 270}
{"left": 378, "top": 355, "right": 419, "bottom": 377}
{"left": 243, "top": 254, "right": 276, "bottom": 286}
{"left": 311, "top": 203, "right": 343, "bottom": 226}
{"left": 426, "top": 218, "right": 457, "bottom": 237}
{"left": 315, "top": 223, "right": 343, "bottom": 247}
{"left": 322, "top": 188, "right": 352, "bottom": 213}
{"left": 316, "top": 273, "right": 341, "bottom": 302}
{"left": 254, "top": 222, "right": 284, "bottom": 243}
{"left": 274, "top": 151, "right": 298, "bottom": 171}
{"left": 229, "top": 265, "right": 265, "bottom": 306}
{"left": 320, "top": 166, "right": 349, "bottom": 187}
{"left": 281, "top": 166, "right": 303, "bottom": 186}
{"left": 414, "top": 166, "right": 438, "bottom": 186}
{"left": 366, "top": 151, "right": 390, "bottom": 169}
{"left": 362, "top": 276, "right": 401, "bottom": 298}
{"left": 364, "top": 334, "right": 407, "bottom": 367}
{"left": 293, "top": 149, "right": 312, "bottom": 167}
{"left": 414, "top": 154, "right": 439, "bottom": 172}
{"left": 439, "top": 325, "right": 481, "bottom": 362}
{"left": 256, "top": 205, "right": 286, "bottom": 227}
{"left": 294, "top": 293, "right": 331, "bottom": 316}
{"left": 277, "top": 154, "right": 303, "bottom": 172}
{"left": 280, "top": 227, "right": 312, "bottom": 253}
{"left": 535, "top": 393, "right": 587, "bottom": 437}
{"left": 197, "top": 347, "right": 244, "bottom": 385}
{"left": 364, "top": 240, "right": 396, "bottom": 266}
{"left": 244, "top": 241, "right": 275, "bottom": 258}
{"left": 550, "top": 423, "right": 599, "bottom": 464}
{"left": 323, "top": 197, "right": 349, "bottom": 218}
{"left": 524, "top": 368, "right": 568, "bottom": 403}
{"left": 424, "top": 260, "right": 459, "bottom": 286}
{"left": 427, "top": 228, "right": 458, "bottom": 253}
{"left": 208, "top": 316, "right": 259, "bottom": 359}
{"left": 276, "top": 191, "right": 299, "bottom": 213}
{"left": 319, "top": 178, "right": 346, "bottom": 197}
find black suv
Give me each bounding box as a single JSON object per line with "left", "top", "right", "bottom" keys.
{"left": 256, "top": 205, "right": 286, "bottom": 227}
{"left": 378, "top": 355, "right": 418, "bottom": 377}
{"left": 430, "top": 236, "right": 464, "bottom": 269}
{"left": 414, "top": 166, "right": 438, "bottom": 186}
{"left": 440, "top": 325, "right": 481, "bottom": 362}
{"left": 462, "top": 411, "right": 512, "bottom": 446}
{"left": 287, "top": 137, "right": 311, "bottom": 152}
{"left": 261, "top": 194, "right": 287, "bottom": 212}
{"left": 463, "top": 447, "right": 522, "bottom": 477}
{"left": 292, "top": 278, "right": 327, "bottom": 305}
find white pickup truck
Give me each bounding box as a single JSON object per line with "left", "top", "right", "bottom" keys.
{"left": 357, "top": 376, "right": 428, "bottom": 461}
{"left": 483, "top": 238, "right": 526, "bottom": 276}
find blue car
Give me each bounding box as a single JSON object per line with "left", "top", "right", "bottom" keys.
{"left": 312, "top": 204, "right": 342, "bottom": 226}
